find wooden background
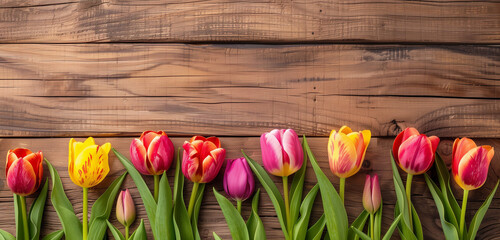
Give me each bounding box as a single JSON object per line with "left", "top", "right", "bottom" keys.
{"left": 0, "top": 0, "right": 499, "bottom": 239}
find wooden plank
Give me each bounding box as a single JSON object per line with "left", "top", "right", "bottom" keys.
{"left": 0, "top": 137, "right": 499, "bottom": 239}
{"left": 0, "top": 44, "right": 499, "bottom": 137}
{"left": 0, "top": 0, "right": 498, "bottom": 43}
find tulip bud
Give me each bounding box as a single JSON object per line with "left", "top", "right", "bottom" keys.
{"left": 363, "top": 174, "right": 381, "bottom": 214}
{"left": 116, "top": 189, "right": 136, "bottom": 227}
{"left": 392, "top": 127, "right": 440, "bottom": 175}
{"left": 260, "top": 129, "right": 303, "bottom": 177}
{"left": 224, "top": 158, "right": 255, "bottom": 201}
{"left": 6, "top": 148, "right": 43, "bottom": 196}
{"left": 182, "top": 136, "right": 226, "bottom": 183}
{"left": 452, "top": 137, "right": 494, "bottom": 191}
{"left": 328, "top": 126, "right": 371, "bottom": 179}
{"left": 130, "top": 131, "right": 175, "bottom": 175}
{"left": 68, "top": 137, "right": 111, "bottom": 188}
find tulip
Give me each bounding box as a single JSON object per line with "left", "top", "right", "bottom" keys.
{"left": 224, "top": 158, "right": 255, "bottom": 213}
{"left": 260, "top": 129, "right": 303, "bottom": 177}
{"left": 116, "top": 189, "right": 136, "bottom": 239}
{"left": 363, "top": 174, "right": 381, "bottom": 240}
{"left": 6, "top": 148, "right": 43, "bottom": 240}
{"left": 451, "top": 137, "right": 494, "bottom": 237}
{"left": 328, "top": 126, "right": 371, "bottom": 203}
{"left": 68, "top": 137, "right": 111, "bottom": 240}
{"left": 182, "top": 136, "right": 226, "bottom": 219}
{"left": 130, "top": 130, "right": 174, "bottom": 202}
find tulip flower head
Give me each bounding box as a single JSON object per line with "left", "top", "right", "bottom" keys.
{"left": 224, "top": 157, "right": 255, "bottom": 201}
{"left": 182, "top": 136, "right": 226, "bottom": 183}
{"left": 260, "top": 129, "right": 303, "bottom": 177}
{"left": 363, "top": 174, "right": 381, "bottom": 214}
{"left": 130, "top": 130, "right": 175, "bottom": 175}
{"left": 68, "top": 137, "right": 111, "bottom": 188}
{"left": 6, "top": 148, "right": 43, "bottom": 196}
{"left": 392, "top": 127, "right": 440, "bottom": 175}
{"left": 116, "top": 189, "right": 136, "bottom": 227}
{"left": 328, "top": 126, "right": 371, "bottom": 179}
{"left": 452, "top": 138, "right": 494, "bottom": 191}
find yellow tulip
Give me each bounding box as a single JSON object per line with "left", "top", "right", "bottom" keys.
{"left": 68, "top": 137, "right": 111, "bottom": 188}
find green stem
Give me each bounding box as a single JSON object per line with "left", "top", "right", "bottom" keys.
{"left": 340, "top": 177, "right": 346, "bottom": 204}
{"left": 83, "top": 187, "right": 88, "bottom": 240}
{"left": 406, "top": 174, "right": 413, "bottom": 228}
{"left": 237, "top": 199, "right": 242, "bottom": 215}
{"left": 370, "top": 212, "right": 374, "bottom": 240}
{"left": 460, "top": 189, "right": 469, "bottom": 238}
{"left": 125, "top": 225, "right": 129, "bottom": 240}
{"left": 283, "top": 176, "right": 292, "bottom": 239}
{"left": 154, "top": 174, "right": 160, "bottom": 202}
{"left": 187, "top": 182, "right": 200, "bottom": 220}
{"left": 19, "top": 195, "right": 29, "bottom": 240}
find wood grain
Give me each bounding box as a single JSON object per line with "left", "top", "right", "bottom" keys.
{"left": 0, "top": 0, "right": 499, "bottom": 43}
{"left": 0, "top": 137, "right": 499, "bottom": 239}
{"left": 0, "top": 44, "right": 499, "bottom": 138}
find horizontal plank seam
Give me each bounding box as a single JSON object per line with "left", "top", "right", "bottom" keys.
{"left": 0, "top": 41, "right": 498, "bottom": 45}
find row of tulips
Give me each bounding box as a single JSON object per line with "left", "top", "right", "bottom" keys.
{"left": 1, "top": 127, "right": 497, "bottom": 240}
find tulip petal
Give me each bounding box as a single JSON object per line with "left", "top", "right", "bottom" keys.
{"left": 200, "top": 148, "right": 225, "bottom": 183}
{"left": 392, "top": 128, "right": 419, "bottom": 163}
{"left": 428, "top": 136, "right": 440, "bottom": 154}
{"left": 72, "top": 145, "right": 110, "bottom": 188}
{"left": 398, "top": 135, "right": 434, "bottom": 175}
{"left": 282, "top": 129, "right": 303, "bottom": 175}
{"left": 23, "top": 152, "right": 43, "bottom": 190}
{"left": 339, "top": 126, "right": 352, "bottom": 135}
{"left": 371, "top": 174, "right": 381, "bottom": 213}
{"left": 206, "top": 137, "right": 221, "bottom": 148}
{"left": 182, "top": 142, "right": 201, "bottom": 182}
{"left": 7, "top": 158, "right": 36, "bottom": 196}
{"left": 130, "top": 139, "right": 151, "bottom": 175}
{"left": 68, "top": 138, "right": 77, "bottom": 185}
{"left": 261, "top": 133, "right": 285, "bottom": 176}
{"left": 225, "top": 159, "right": 249, "bottom": 199}
{"left": 329, "top": 132, "right": 358, "bottom": 178}
{"left": 363, "top": 175, "right": 373, "bottom": 213}
{"left": 457, "top": 146, "right": 492, "bottom": 190}
{"left": 452, "top": 138, "right": 477, "bottom": 176}
{"left": 148, "top": 135, "right": 174, "bottom": 174}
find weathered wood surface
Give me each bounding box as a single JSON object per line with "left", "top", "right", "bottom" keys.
{"left": 0, "top": 0, "right": 499, "bottom": 43}
{"left": 1, "top": 44, "right": 499, "bottom": 138}
{"left": 0, "top": 137, "right": 499, "bottom": 239}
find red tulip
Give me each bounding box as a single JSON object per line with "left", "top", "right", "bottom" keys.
{"left": 6, "top": 148, "right": 43, "bottom": 196}
{"left": 260, "top": 129, "right": 303, "bottom": 177}
{"left": 452, "top": 138, "right": 494, "bottom": 191}
{"left": 363, "top": 174, "right": 381, "bottom": 214}
{"left": 182, "top": 136, "right": 226, "bottom": 183}
{"left": 224, "top": 158, "right": 255, "bottom": 201}
{"left": 116, "top": 189, "right": 136, "bottom": 227}
{"left": 392, "top": 127, "right": 440, "bottom": 175}
{"left": 130, "top": 131, "right": 175, "bottom": 175}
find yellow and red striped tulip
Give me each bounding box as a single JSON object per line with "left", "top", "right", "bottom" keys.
{"left": 6, "top": 148, "right": 43, "bottom": 196}
{"left": 130, "top": 130, "right": 175, "bottom": 175}
{"left": 68, "top": 137, "right": 111, "bottom": 188}
{"left": 328, "top": 126, "right": 371, "bottom": 179}
{"left": 260, "top": 129, "right": 303, "bottom": 177}
{"left": 392, "top": 127, "right": 440, "bottom": 175}
{"left": 452, "top": 137, "right": 494, "bottom": 191}
{"left": 182, "top": 136, "right": 226, "bottom": 183}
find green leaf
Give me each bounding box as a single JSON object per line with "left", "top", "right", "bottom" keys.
{"left": 434, "top": 154, "right": 460, "bottom": 227}
{"left": 0, "top": 229, "right": 15, "bottom": 240}
{"left": 113, "top": 149, "right": 158, "bottom": 236}
{"left": 306, "top": 214, "right": 326, "bottom": 240}
{"left": 173, "top": 149, "right": 194, "bottom": 240}
{"left": 155, "top": 172, "right": 175, "bottom": 240}
{"left": 41, "top": 230, "right": 64, "bottom": 240}
{"left": 88, "top": 172, "right": 127, "bottom": 240}
{"left": 106, "top": 220, "right": 125, "bottom": 240}
{"left": 374, "top": 202, "right": 383, "bottom": 240}
{"left": 304, "top": 136, "right": 348, "bottom": 240}
{"left": 424, "top": 174, "right": 459, "bottom": 240}
{"left": 290, "top": 142, "right": 307, "bottom": 227}
{"left": 394, "top": 204, "right": 416, "bottom": 240}
{"left": 382, "top": 214, "right": 402, "bottom": 240}
{"left": 45, "top": 159, "right": 82, "bottom": 240}
{"left": 243, "top": 150, "right": 289, "bottom": 239}
{"left": 213, "top": 232, "right": 223, "bottom": 240}
{"left": 132, "top": 219, "right": 148, "bottom": 240}
{"left": 246, "top": 189, "right": 266, "bottom": 240}
{"left": 213, "top": 188, "right": 250, "bottom": 240}
{"left": 350, "top": 226, "right": 371, "bottom": 240}
{"left": 411, "top": 204, "right": 424, "bottom": 240}
{"left": 348, "top": 210, "right": 369, "bottom": 240}
{"left": 192, "top": 184, "right": 206, "bottom": 240}
{"left": 28, "top": 179, "right": 49, "bottom": 240}
{"left": 293, "top": 184, "right": 319, "bottom": 240}
{"left": 467, "top": 180, "right": 499, "bottom": 240}
{"left": 390, "top": 152, "right": 416, "bottom": 240}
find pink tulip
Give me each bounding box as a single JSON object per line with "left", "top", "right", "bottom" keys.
{"left": 116, "top": 189, "right": 136, "bottom": 227}
{"left": 363, "top": 174, "right": 381, "bottom": 214}
{"left": 6, "top": 148, "right": 43, "bottom": 196}
{"left": 224, "top": 158, "right": 255, "bottom": 201}
{"left": 260, "top": 129, "right": 303, "bottom": 177}
{"left": 452, "top": 138, "right": 494, "bottom": 191}
{"left": 182, "top": 136, "right": 226, "bottom": 183}
{"left": 392, "top": 127, "right": 440, "bottom": 175}
{"left": 130, "top": 131, "right": 175, "bottom": 175}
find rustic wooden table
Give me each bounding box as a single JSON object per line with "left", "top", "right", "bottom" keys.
{"left": 0, "top": 0, "right": 499, "bottom": 239}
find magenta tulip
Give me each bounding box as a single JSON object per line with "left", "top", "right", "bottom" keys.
{"left": 224, "top": 157, "right": 255, "bottom": 201}
{"left": 130, "top": 131, "right": 174, "bottom": 176}
{"left": 260, "top": 129, "right": 303, "bottom": 177}
{"left": 363, "top": 174, "right": 381, "bottom": 214}
{"left": 6, "top": 148, "right": 43, "bottom": 196}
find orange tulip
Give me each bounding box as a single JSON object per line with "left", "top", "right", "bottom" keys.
{"left": 452, "top": 137, "right": 494, "bottom": 191}
{"left": 6, "top": 148, "right": 43, "bottom": 196}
